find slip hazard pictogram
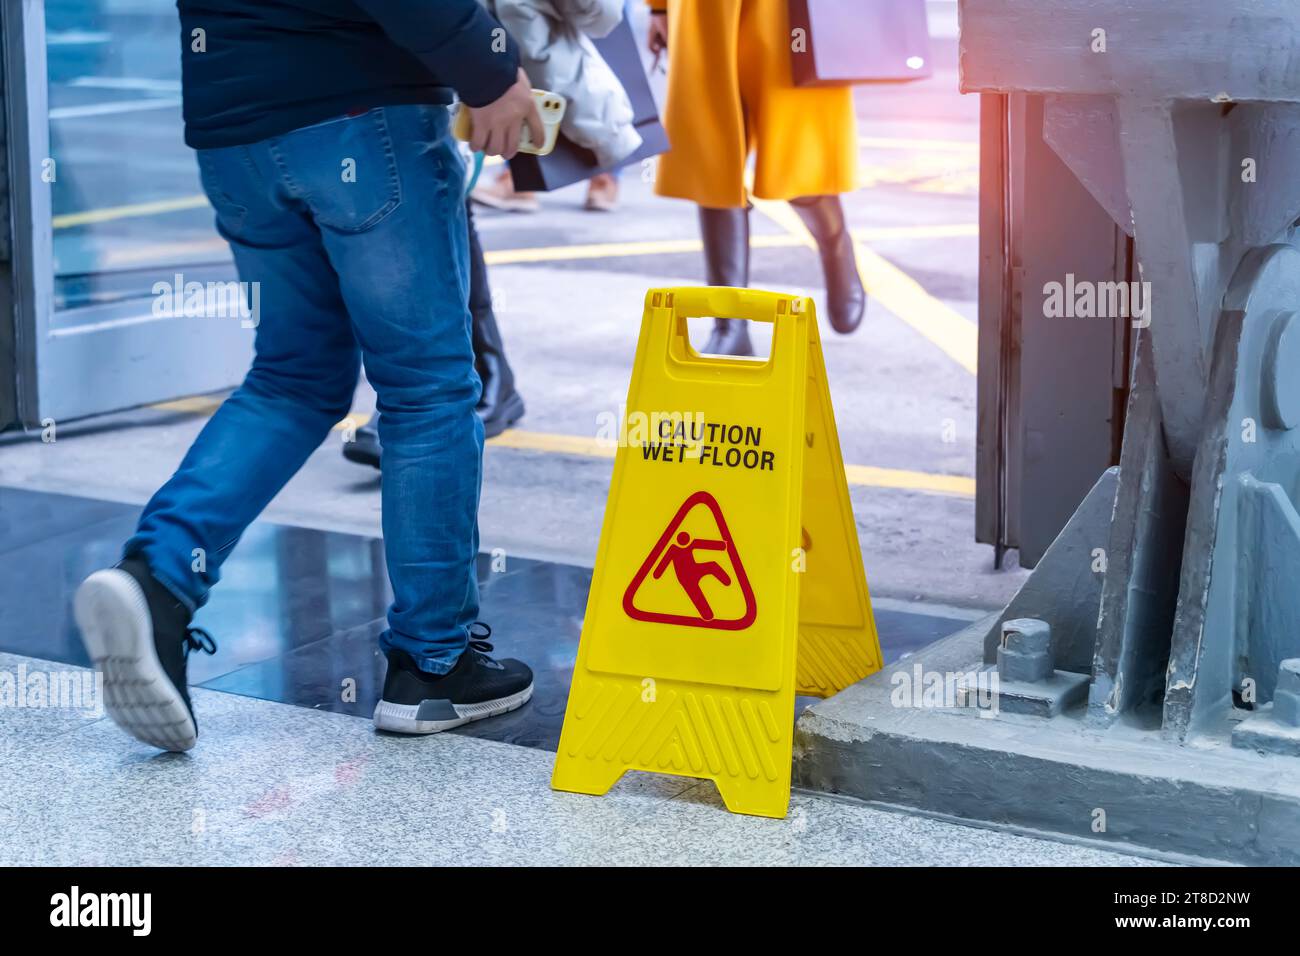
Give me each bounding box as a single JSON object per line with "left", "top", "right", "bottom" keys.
{"left": 623, "top": 490, "right": 756, "bottom": 630}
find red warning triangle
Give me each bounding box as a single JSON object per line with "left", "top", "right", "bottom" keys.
{"left": 623, "top": 491, "right": 757, "bottom": 630}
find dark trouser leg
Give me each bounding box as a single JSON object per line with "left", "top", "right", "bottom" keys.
{"left": 467, "top": 202, "right": 525, "bottom": 438}
{"left": 698, "top": 205, "right": 753, "bottom": 356}
{"left": 789, "top": 194, "right": 867, "bottom": 334}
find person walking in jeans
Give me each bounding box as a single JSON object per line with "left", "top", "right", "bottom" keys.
{"left": 343, "top": 199, "right": 526, "bottom": 470}
{"left": 72, "top": 0, "right": 545, "bottom": 751}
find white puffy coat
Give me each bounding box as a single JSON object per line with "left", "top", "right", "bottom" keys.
{"left": 487, "top": 0, "right": 643, "bottom": 167}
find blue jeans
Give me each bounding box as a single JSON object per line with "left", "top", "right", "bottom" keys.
{"left": 126, "top": 105, "right": 482, "bottom": 674}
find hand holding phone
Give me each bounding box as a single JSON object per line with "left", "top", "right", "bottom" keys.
{"left": 456, "top": 71, "right": 564, "bottom": 158}
{"left": 459, "top": 69, "right": 546, "bottom": 159}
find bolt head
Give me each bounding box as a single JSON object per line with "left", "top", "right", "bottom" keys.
{"left": 1002, "top": 617, "right": 1051, "bottom": 655}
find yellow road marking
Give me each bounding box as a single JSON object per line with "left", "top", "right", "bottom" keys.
{"left": 126, "top": 219, "right": 977, "bottom": 381}
{"left": 68, "top": 214, "right": 972, "bottom": 270}
{"left": 337, "top": 413, "right": 372, "bottom": 431}
{"left": 52, "top": 141, "right": 974, "bottom": 231}
{"left": 126, "top": 222, "right": 977, "bottom": 377}
{"left": 908, "top": 170, "right": 980, "bottom": 194}
{"left": 484, "top": 223, "right": 975, "bottom": 266}
{"left": 486, "top": 236, "right": 720, "bottom": 264}
{"left": 851, "top": 242, "right": 979, "bottom": 374}
{"left": 149, "top": 396, "right": 224, "bottom": 415}
{"left": 98, "top": 238, "right": 231, "bottom": 268}
{"left": 53, "top": 195, "right": 210, "bottom": 229}
{"left": 750, "top": 197, "right": 978, "bottom": 375}
{"left": 488, "top": 137, "right": 973, "bottom": 160}
{"left": 842, "top": 463, "right": 975, "bottom": 497}
{"left": 148, "top": 398, "right": 972, "bottom": 497}
{"left": 488, "top": 428, "right": 616, "bottom": 458}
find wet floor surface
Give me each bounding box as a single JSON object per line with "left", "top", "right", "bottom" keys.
{"left": 0, "top": 486, "right": 965, "bottom": 751}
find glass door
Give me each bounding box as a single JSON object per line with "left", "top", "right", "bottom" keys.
{"left": 3, "top": 0, "right": 252, "bottom": 430}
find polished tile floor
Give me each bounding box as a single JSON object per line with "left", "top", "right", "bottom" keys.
{"left": 0, "top": 655, "right": 1160, "bottom": 866}
{"left": 1, "top": 486, "right": 963, "bottom": 751}
{"left": 0, "top": 486, "right": 1164, "bottom": 865}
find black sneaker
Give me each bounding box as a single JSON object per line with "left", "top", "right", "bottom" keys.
{"left": 73, "top": 557, "right": 217, "bottom": 752}
{"left": 373, "top": 624, "right": 533, "bottom": 734}
{"left": 342, "top": 420, "right": 381, "bottom": 469}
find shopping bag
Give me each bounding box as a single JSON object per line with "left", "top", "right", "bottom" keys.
{"left": 789, "top": 0, "right": 933, "bottom": 86}
{"left": 508, "top": 15, "right": 668, "bottom": 192}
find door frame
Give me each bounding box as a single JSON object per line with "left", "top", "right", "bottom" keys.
{"left": 2, "top": 0, "right": 50, "bottom": 430}
{"left": 975, "top": 91, "right": 1132, "bottom": 568}
{"left": 2, "top": 0, "right": 251, "bottom": 432}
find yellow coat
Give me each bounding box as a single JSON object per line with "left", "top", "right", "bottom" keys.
{"left": 648, "top": 0, "right": 858, "bottom": 208}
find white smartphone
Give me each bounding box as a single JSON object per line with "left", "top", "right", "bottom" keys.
{"left": 453, "top": 89, "right": 566, "bottom": 156}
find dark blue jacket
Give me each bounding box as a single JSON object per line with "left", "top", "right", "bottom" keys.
{"left": 178, "top": 0, "right": 520, "bottom": 148}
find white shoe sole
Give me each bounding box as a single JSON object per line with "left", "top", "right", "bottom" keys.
{"left": 74, "top": 569, "right": 198, "bottom": 752}
{"left": 372, "top": 682, "right": 534, "bottom": 735}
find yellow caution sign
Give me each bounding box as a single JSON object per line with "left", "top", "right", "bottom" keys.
{"left": 551, "top": 287, "right": 882, "bottom": 818}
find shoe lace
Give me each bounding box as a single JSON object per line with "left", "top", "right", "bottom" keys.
{"left": 466, "top": 621, "right": 495, "bottom": 657}
{"left": 185, "top": 626, "right": 218, "bottom": 656}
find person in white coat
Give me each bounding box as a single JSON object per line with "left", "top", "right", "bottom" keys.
{"left": 473, "top": 0, "right": 641, "bottom": 211}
